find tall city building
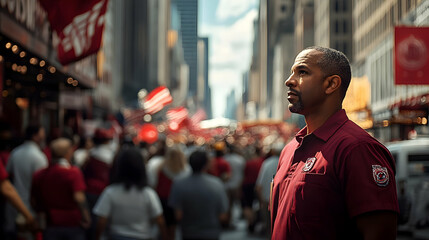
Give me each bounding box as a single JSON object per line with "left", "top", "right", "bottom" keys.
{"left": 352, "top": 0, "right": 427, "bottom": 141}
{"left": 172, "top": 0, "right": 198, "bottom": 97}
{"left": 121, "top": 0, "right": 150, "bottom": 107}
{"left": 353, "top": 0, "right": 423, "bottom": 65}
{"left": 225, "top": 89, "right": 237, "bottom": 120}
{"left": 267, "top": 0, "right": 294, "bottom": 121}
{"left": 294, "top": 0, "right": 314, "bottom": 53}
{"left": 120, "top": 0, "right": 188, "bottom": 111}
{"left": 314, "top": 0, "right": 353, "bottom": 60}
{"left": 169, "top": 2, "right": 190, "bottom": 107}
{"left": 197, "top": 37, "right": 212, "bottom": 119}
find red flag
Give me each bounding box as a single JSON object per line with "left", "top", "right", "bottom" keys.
{"left": 39, "top": 0, "right": 109, "bottom": 65}
{"left": 167, "top": 107, "right": 188, "bottom": 123}
{"left": 395, "top": 26, "right": 429, "bottom": 85}
{"left": 189, "top": 108, "right": 207, "bottom": 130}
{"left": 144, "top": 86, "right": 173, "bottom": 115}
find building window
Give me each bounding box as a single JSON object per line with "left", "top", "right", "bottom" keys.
{"left": 335, "top": 20, "right": 339, "bottom": 33}
{"left": 281, "top": 5, "right": 287, "bottom": 12}
{"left": 335, "top": 0, "right": 339, "bottom": 12}
{"left": 343, "top": 42, "right": 348, "bottom": 56}
{"left": 343, "top": 20, "right": 348, "bottom": 33}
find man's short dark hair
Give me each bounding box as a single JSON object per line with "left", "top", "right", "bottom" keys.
{"left": 305, "top": 46, "right": 351, "bottom": 99}
{"left": 189, "top": 150, "right": 208, "bottom": 173}
{"left": 25, "top": 124, "right": 42, "bottom": 140}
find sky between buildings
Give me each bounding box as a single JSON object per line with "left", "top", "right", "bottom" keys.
{"left": 199, "top": 0, "right": 259, "bottom": 118}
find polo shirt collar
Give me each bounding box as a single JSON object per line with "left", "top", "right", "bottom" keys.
{"left": 295, "top": 109, "right": 349, "bottom": 142}
{"left": 295, "top": 127, "right": 307, "bottom": 144}
{"left": 313, "top": 109, "right": 349, "bottom": 142}
{"left": 57, "top": 158, "right": 71, "bottom": 168}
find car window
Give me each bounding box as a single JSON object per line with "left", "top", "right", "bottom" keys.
{"left": 408, "top": 154, "right": 429, "bottom": 177}
{"left": 391, "top": 153, "right": 397, "bottom": 163}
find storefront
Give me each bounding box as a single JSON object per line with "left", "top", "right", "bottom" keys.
{"left": 0, "top": 0, "right": 96, "bottom": 137}
{"left": 372, "top": 94, "right": 429, "bottom": 142}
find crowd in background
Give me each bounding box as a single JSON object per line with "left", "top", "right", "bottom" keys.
{"left": 0, "top": 120, "right": 287, "bottom": 240}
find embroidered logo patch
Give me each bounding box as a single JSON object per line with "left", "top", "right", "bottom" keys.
{"left": 302, "top": 157, "right": 317, "bottom": 172}
{"left": 372, "top": 165, "right": 389, "bottom": 187}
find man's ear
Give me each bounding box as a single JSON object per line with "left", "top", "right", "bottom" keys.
{"left": 324, "top": 75, "right": 341, "bottom": 95}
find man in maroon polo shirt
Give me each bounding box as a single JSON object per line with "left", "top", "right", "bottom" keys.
{"left": 270, "top": 46, "right": 398, "bottom": 240}
{"left": 31, "top": 138, "right": 90, "bottom": 240}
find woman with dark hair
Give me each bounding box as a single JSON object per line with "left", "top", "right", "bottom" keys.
{"left": 93, "top": 147, "right": 167, "bottom": 240}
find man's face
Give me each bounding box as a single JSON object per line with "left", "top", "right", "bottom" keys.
{"left": 285, "top": 49, "right": 327, "bottom": 115}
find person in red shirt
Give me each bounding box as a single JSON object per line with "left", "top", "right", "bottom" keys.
{"left": 155, "top": 145, "right": 191, "bottom": 240}
{"left": 208, "top": 141, "right": 231, "bottom": 182}
{"left": 271, "top": 46, "right": 398, "bottom": 240}
{"left": 31, "top": 138, "right": 90, "bottom": 240}
{"left": 242, "top": 146, "right": 264, "bottom": 232}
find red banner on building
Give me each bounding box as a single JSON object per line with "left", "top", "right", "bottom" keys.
{"left": 395, "top": 26, "right": 429, "bottom": 85}
{"left": 39, "top": 0, "right": 109, "bottom": 65}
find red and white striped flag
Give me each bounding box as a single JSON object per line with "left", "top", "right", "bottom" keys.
{"left": 144, "top": 86, "right": 173, "bottom": 115}
{"left": 167, "top": 107, "right": 188, "bottom": 124}
{"left": 189, "top": 108, "right": 207, "bottom": 130}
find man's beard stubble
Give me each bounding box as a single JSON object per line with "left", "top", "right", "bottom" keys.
{"left": 288, "top": 90, "right": 304, "bottom": 113}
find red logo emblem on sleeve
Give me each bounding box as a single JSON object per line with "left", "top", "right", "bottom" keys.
{"left": 302, "top": 157, "right": 317, "bottom": 172}
{"left": 372, "top": 165, "right": 389, "bottom": 187}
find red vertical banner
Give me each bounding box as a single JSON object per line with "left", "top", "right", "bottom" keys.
{"left": 39, "top": 0, "right": 109, "bottom": 65}
{"left": 395, "top": 26, "right": 429, "bottom": 85}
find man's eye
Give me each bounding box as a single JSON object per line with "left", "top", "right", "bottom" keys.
{"left": 299, "top": 70, "right": 307, "bottom": 75}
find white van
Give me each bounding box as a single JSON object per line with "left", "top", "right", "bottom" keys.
{"left": 386, "top": 138, "right": 429, "bottom": 234}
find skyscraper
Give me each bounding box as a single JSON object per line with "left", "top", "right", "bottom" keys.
{"left": 172, "top": 0, "right": 198, "bottom": 97}
{"left": 198, "top": 37, "right": 212, "bottom": 119}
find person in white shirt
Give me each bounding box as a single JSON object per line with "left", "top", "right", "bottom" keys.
{"left": 5, "top": 124, "right": 48, "bottom": 238}
{"left": 93, "top": 147, "right": 167, "bottom": 240}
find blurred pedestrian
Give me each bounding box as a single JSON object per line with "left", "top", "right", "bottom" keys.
{"left": 255, "top": 143, "right": 282, "bottom": 236}
{"left": 169, "top": 150, "right": 228, "bottom": 240}
{"left": 5, "top": 124, "right": 48, "bottom": 239}
{"left": 223, "top": 143, "right": 245, "bottom": 228}
{"left": 147, "top": 139, "right": 167, "bottom": 188}
{"left": 31, "top": 138, "right": 90, "bottom": 240}
{"left": 241, "top": 145, "right": 264, "bottom": 233}
{"left": 207, "top": 141, "right": 231, "bottom": 182}
{"left": 155, "top": 145, "right": 191, "bottom": 240}
{"left": 93, "top": 147, "right": 167, "bottom": 240}
{"left": 271, "top": 46, "right": 398, "bottom": 239}
{"left": 73, "top": 136, "right": 94, "bottom": 168}
{"left": 0, "top": 160, "right": 35, "bottom": 239}
{"left": 82, "top": 127, "right": 115, "bottom": 239}
{"left": 0, "top": 122, "right": 14, "bottom": 166}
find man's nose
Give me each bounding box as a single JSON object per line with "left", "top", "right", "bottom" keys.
{"left": 285, "top": 74, "right": 295, "bottom": 87}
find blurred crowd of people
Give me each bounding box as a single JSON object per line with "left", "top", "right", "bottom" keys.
{"left": 0, "top": 121, "right": 287, "bottom": 240}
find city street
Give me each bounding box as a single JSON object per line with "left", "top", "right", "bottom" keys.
{"left": 220, "top": 221, "right": 427, "bottom": 240}
{"left": 218, "top": 204, "right": 428, "bottom": 240}
{"left": 221, "top": 220, "right": 267, "bottom": 240}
